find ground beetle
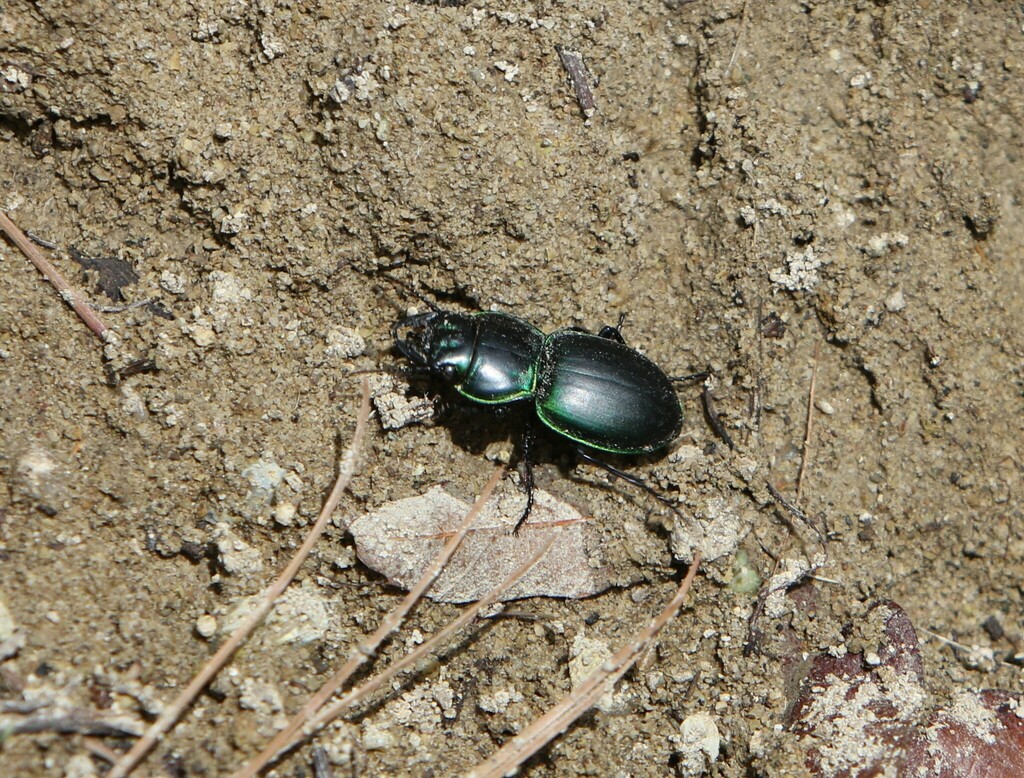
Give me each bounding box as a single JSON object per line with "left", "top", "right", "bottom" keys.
{"left": 393, "top": 309, "right": 684, "bottom": 529}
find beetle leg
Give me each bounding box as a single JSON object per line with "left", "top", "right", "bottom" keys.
{"left": 575, "top": 448, "right": 683, "bottom": 519}
{"left": 512, "top": 419, "right": 537, "bottom": 534}
{"left": 669, "top": 367, "right": 736, "bottom": 450}
{"left": 595, "top": 312, "right": 628, "bottom": 343}
{"left": 595, "top": 325, "right": 625, "bottom": 343}
{"left": 701, "top": 380, "right": 736, "bottom": 450}
{"left": 669, "top": 370, "right": 710, "bottom": 383}
{"left": 569, "top": 313, "right": 627, "bottom": 342}
{"left": 432, "top": 393, "right": 452, "bottom": 422}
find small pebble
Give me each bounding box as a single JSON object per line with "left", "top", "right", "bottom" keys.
{"left": 484, "top": 440, "right": 514, "bottom": 464}
{"left": 196, "top": 614, "right": 218, "bottom": 638}
{"left": 815, "top": 399, "right": 836, "bottom": 415}
{"left": 159, "top": 270, "right": 187, "bottom": 295}
{"left": 885, "top": 290, "right": 907, "bottom": 312}
{"left": 63, "top": 753, "right": 97, "bottom": 778}
{"left": 273, "top": 502, "right": 297, "bottom": 527}
{"left": 362, "top": 722, "right": 395, "bottom": 750}
{"left": 673, "top": 712, "right": 721, "bottom": 776}
{"left": 325, "top": 327, "right": 366, "bottom": 359}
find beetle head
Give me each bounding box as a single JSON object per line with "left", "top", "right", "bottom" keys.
{"left": 393, "top": 311, "right": 475, "bottom": 384}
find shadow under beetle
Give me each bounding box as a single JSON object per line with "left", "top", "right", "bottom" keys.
{"left": 393, "top": 308, "right": 684, "bottom": 530}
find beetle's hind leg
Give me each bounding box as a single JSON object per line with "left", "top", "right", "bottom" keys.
{"left": 667, "top": 368, "right": 736, "bottom": 450}
{"left": 668, "top": 368, "right": 736, "bottom": 451}
{"left": 669, "top": 369, "right": 710, "bottom": 384}
{"left": 575, "top": 448, "right": 683, "bottom": 519}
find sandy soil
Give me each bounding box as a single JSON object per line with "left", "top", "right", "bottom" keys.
{"left": 2, "top": 1, "right": 1022, "bottom": 776}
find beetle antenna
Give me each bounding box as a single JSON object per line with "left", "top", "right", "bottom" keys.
{"left": 376, "top": 272, "right": 442, "bottom": 313}
{"left": 347, "top": 365, "right": 396, "bottom": 378}
{"left": 348, "top": 364, "right": 436, "bottom": 383}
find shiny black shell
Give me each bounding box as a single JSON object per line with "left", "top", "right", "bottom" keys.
{"left": 535, "top": 330, "right": 682, "bottom": 454}
{"left": 393, "top": 310, "right": 682, "bottom": 454}
{"left": 456, "top": 312, "right": 544, "bottom": 403}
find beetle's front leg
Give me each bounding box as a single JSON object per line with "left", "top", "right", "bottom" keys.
{"left": 431, "top": 392, "right": 460, "bottom": 424}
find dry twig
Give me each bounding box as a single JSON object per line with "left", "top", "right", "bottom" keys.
{"left": 919, "top": 628, "right": 1022, "bottom": 671}
{"left": 556, "top": 45, "right": 596, "bottom": 118}
{"left": 468, "top": 553, "right": 702, "bottom": 778}
{"left": 290, "top": 532, "right": 557, "bottom": 757}
{"left": 234, "top": 465, "right": 509, "bottom": 778}
{"left": 796, "top": 343, "right": 820, "bottom": 504}
{"left": 0, "top": 711, "right": 140, "bottom": 737}
{"left": 83, "top": 736, "right": 123, "bottom": 764}
{"left": 106, "top": 378, "right": 373, "bottom": 778}
{"left": 311, "top": 746, "right": 334, "bottom": 778}
{"left": 0, "top": 210, "right": 109, "bottom": 340}
{"left": 726, "top": 0, "right": 750, "bottom": 75}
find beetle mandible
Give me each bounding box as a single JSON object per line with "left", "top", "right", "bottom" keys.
{"left": 392, "top": 309, "right": 683, "bottom": 529}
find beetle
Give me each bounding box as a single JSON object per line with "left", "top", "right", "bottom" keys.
{"left": 393, "top": 308, "right": 686, "bottom": 529}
